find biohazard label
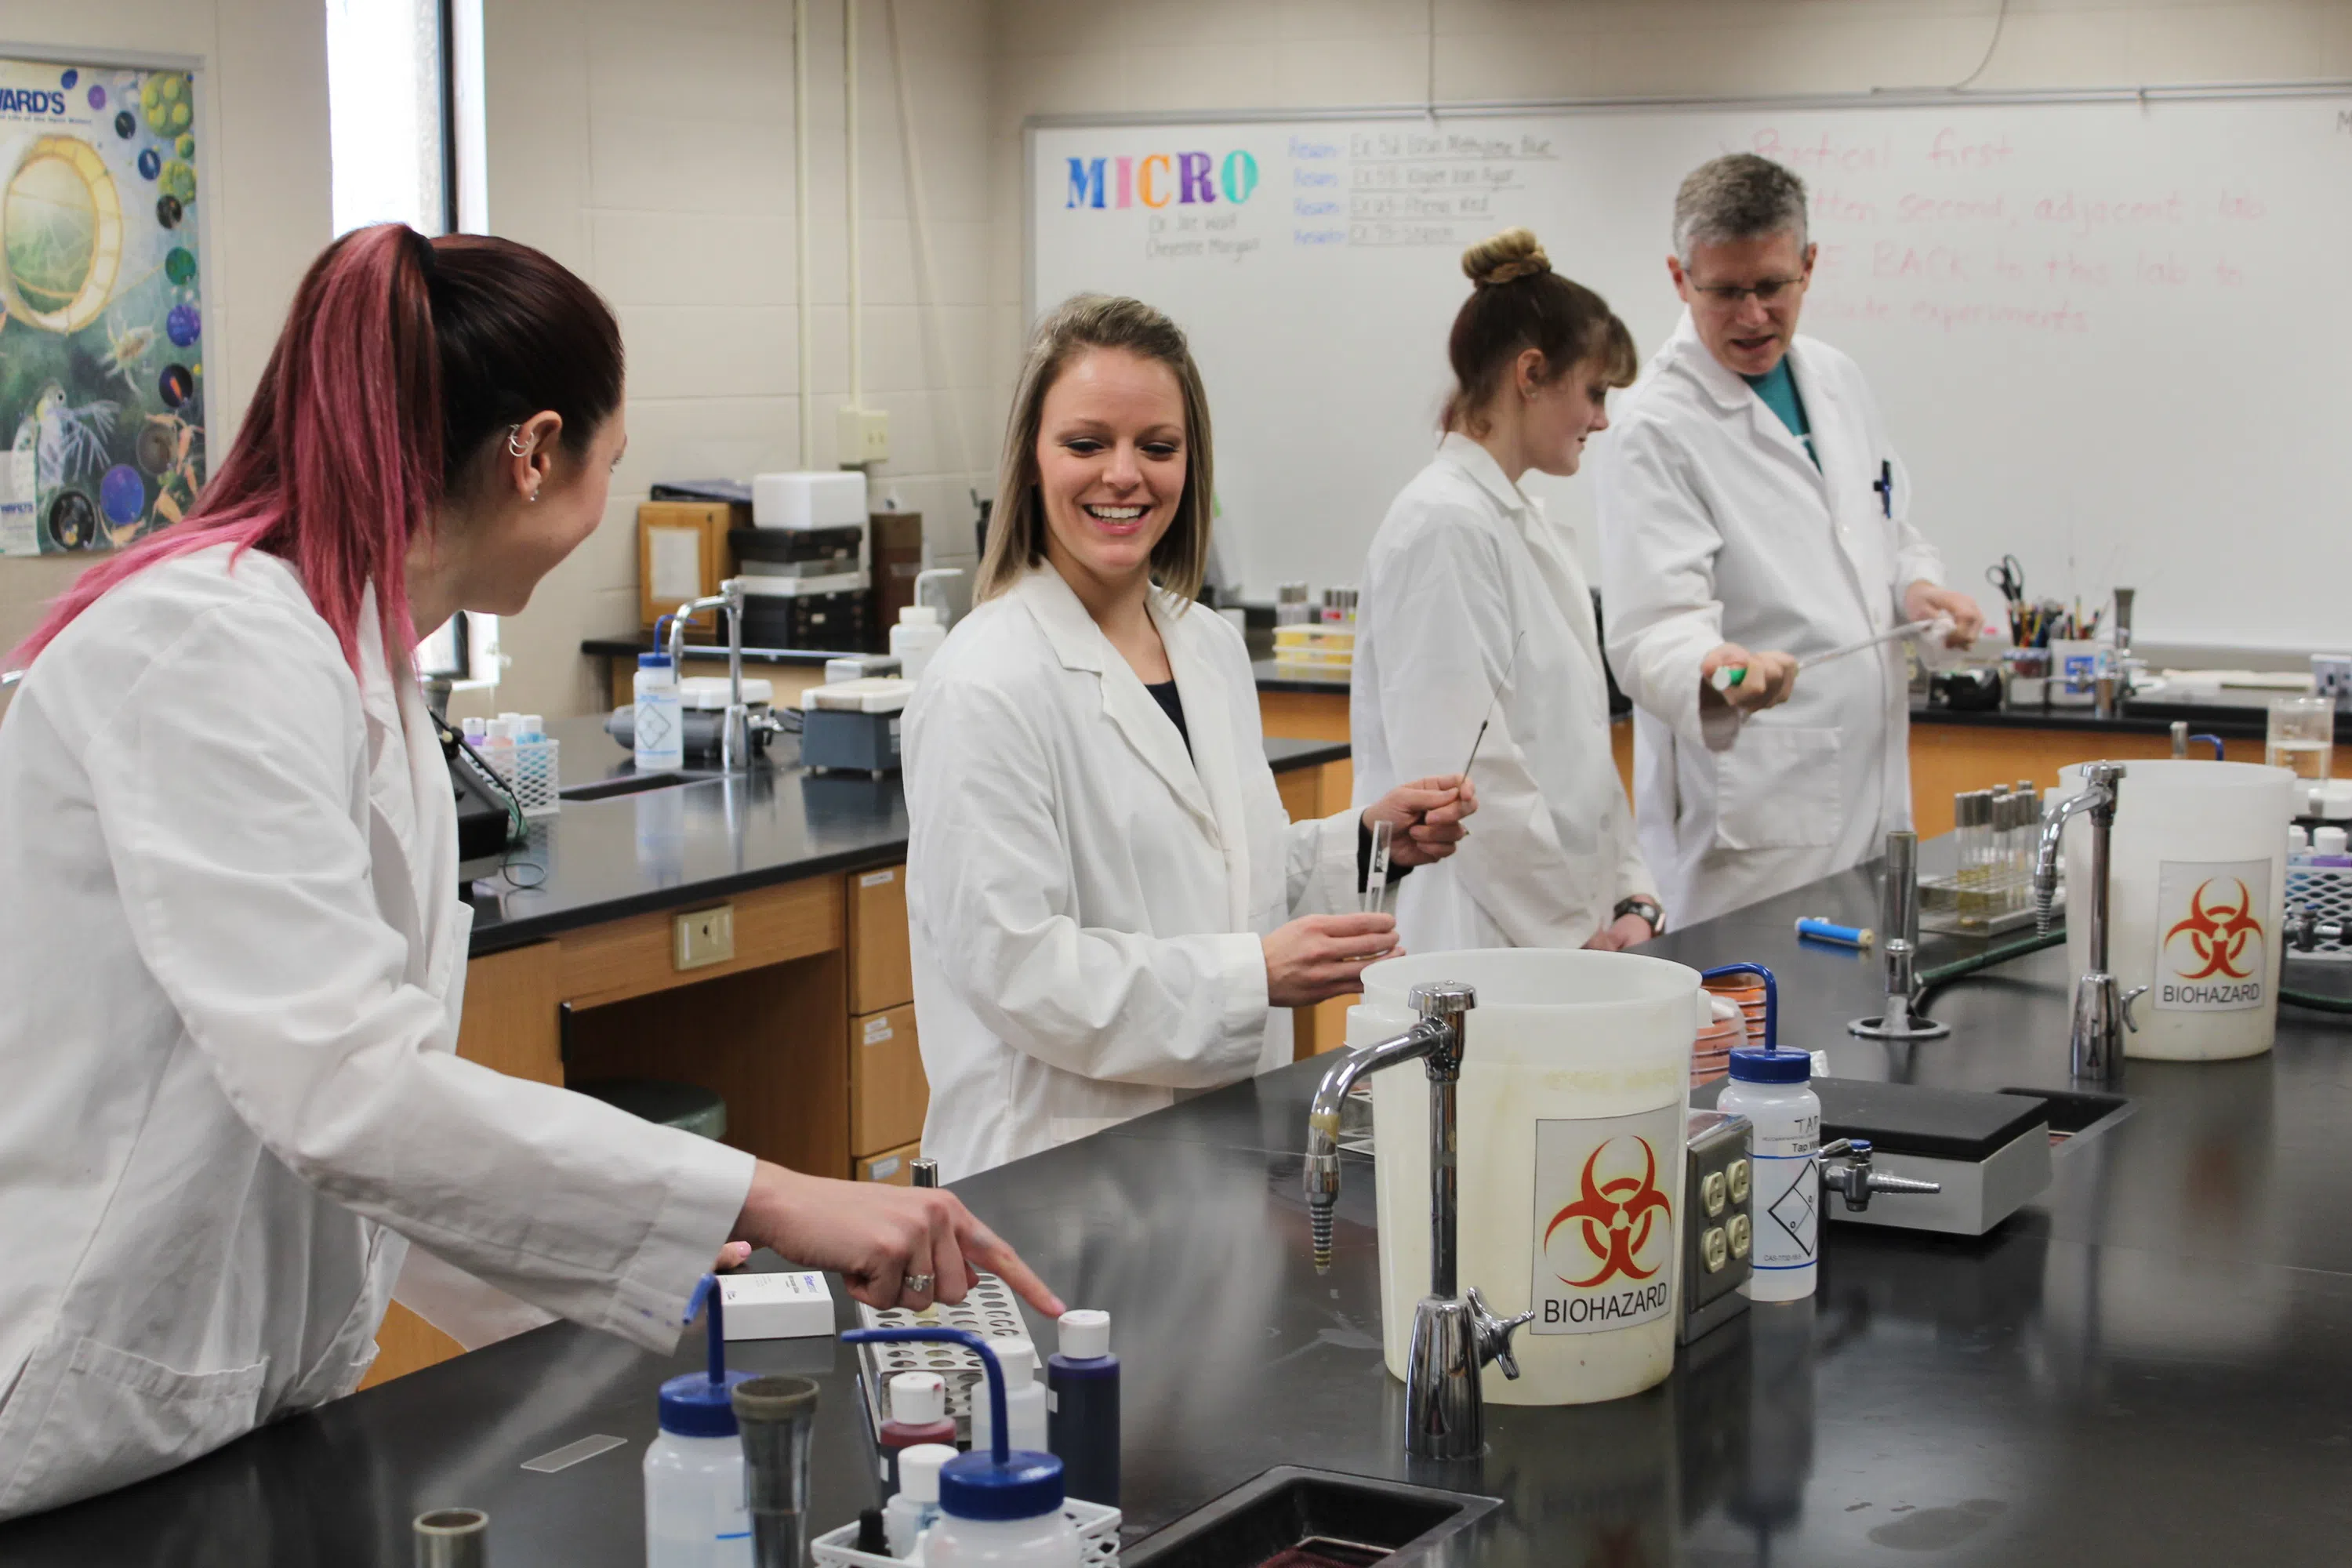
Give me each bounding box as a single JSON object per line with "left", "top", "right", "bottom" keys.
{"left": 1530, "top": 1107, "right": 1680, "bottom": 1336}
{"left": 2154, "top": 858, "right": 2270, "bottom": 1012}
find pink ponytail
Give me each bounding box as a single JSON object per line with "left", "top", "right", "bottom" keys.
{"left": 12, "top": 224, "right": 442, "bottom": 675}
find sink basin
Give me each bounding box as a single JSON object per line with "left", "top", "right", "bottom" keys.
{"left": 1122, "top": 1466, "right": 1501, "bottom": 1567}
{"left": 1998, "top": 1085, "right": 2132, "bottom": 1140}
{"left": 559, "top": 771, "right": 690, "bottom": 801}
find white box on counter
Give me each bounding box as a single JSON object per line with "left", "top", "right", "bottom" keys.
{"left": 752, "top": 471, "right": 869, "bottom": 530}
{"left": 719, "top": 1271, "right": 836, "bottom": 1339}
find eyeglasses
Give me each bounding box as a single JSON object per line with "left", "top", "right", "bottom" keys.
{"left": 1687, "top": 276, "right": 1806, "bottom": 307}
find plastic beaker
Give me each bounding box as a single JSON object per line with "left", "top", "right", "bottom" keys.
{"left": 2265, "top": 695, "right": 2334, "bottom": 782}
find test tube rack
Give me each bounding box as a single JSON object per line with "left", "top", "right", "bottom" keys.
{"left": 852, "top": 1273, "right": 1029, "bottom": 1440}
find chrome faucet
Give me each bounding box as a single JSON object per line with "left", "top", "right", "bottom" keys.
{"left": 669, "top": 579, "right": 785, "bottom": 771}
{"left": 1304, "top": 981, "right": 1531, "bottom": 1461}
{"left": 2034, "top": 760, "right": 2144, "bottom": 1084}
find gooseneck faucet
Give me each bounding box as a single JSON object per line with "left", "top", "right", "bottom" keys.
{"left": 2034, "top": 760, "right": 2144, "bottom": 1084}
{"left": 669, "top": 580, "right": 786, "bottom": 771}
{"left": 1304, "top": 981, "right": 1532, "bottom": 1461}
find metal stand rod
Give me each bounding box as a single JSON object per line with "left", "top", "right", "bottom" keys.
{"left": 1850, "top": 829, "right": 1951, "bottom": 1040}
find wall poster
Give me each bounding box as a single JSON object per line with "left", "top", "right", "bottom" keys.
{"left": 0, "top": 54, "right": 205, "bottom": 555}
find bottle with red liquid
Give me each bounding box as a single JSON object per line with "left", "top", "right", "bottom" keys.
{"left": 878, "top": 1370, "right": 958, "bottom": 1495}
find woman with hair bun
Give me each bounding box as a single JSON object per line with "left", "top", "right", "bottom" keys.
{"left": 0, "top": 225, "right": 1058, "bottom": 1519}
{"left": 1350, "top": 229, "right": 1666, "bottom": 953}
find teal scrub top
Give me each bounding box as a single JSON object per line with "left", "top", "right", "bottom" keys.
{"left": 1744, "top": 359, "right": 1817, "bottom": 469}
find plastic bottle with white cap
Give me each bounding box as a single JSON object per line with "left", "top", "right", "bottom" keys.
{"left": 964, "top": 1339, "right": 1046, "bottom": 1455}
{"left": 2313, "top": 825, "right": 2352, "bottom": 869}
{"left": 891, "top": 604, "right": 946, "bottom": 684}
{"left": 1046, "top": 1309, "right": 1119, "bottom": 1507}
{"left": 884, "top": 1443, "right": 955, "bottom": 1559}
{"left": 1715, "top": 1049, "right": 1821, "bottom": 1303}
{"left": 879, "top": 1370, "right": 957, "bottom": 1494}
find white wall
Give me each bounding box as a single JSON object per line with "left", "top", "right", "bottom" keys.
{"left": 0, "top": 0, "right": 330, "bottom": 658}
{"left": 481, "top": 0, "right": 996, "bottom": 720}
{"left": 983, "top": 0, "right": 2352, "bottom": 573}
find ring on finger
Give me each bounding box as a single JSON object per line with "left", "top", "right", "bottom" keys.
{"left": 902, "top": 1272, "right": 934, "bottom": 1295}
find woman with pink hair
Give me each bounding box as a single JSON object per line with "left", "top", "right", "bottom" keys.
{"left": 0, "top": 226, "right": 1058, "bottom": 1519}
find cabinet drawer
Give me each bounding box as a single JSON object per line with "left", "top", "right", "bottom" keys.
{"left": 852, "top": 1004, "right": 927, "bottom": 1157}
{"left": 857, "top": 1139, "right": 922, "bottom": 1185}
{"left": 848, "top": 863, "right": 913, "bottom": 1014}
{"left": 555, "top": 877, "right": 840, "bottom": 1008}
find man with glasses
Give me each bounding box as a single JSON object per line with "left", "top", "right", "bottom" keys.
{"left": 1597, "top": 154, "right": 1983, "bottom": 924}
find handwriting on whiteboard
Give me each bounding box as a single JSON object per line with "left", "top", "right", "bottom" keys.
{"left": 1744, "top": 124, "right": 2274, "bottom": 336}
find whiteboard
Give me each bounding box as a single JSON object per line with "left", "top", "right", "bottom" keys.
{"left": 1029, "top": 93, "right": 2352, "bottom": 651}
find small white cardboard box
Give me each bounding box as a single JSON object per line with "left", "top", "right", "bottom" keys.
{"left": 719, "top": 1271, "right": 835, "bottom": 1340}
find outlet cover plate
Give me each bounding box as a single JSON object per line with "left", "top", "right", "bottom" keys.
{"left": 674, "top": 905, "right": 735, "bottom": 971}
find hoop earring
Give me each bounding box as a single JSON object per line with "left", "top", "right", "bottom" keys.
{"left": 505, "top": 424, "right": 530, "bottom": 458}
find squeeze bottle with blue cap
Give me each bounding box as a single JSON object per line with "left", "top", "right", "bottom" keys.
{"left": 1046, "top": 1309, "right": 1119, "bottom": 1507}
{"left": 841, "top": 1328, "right": 1081, "bottom": 1567}
{"left": 1715, "top": 1050, "right": 1820, "bottom": 1302}
{"left": 644, "top": 1275, "right": 756, "bottom": 1567}
{"left": 636, "top": 626, "right": 684, "bottom": 772}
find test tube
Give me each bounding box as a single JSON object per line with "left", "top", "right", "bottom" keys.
{"left": 1954, "top": 793, "right": 1987, "bottom": 924}
{"left": 732, "top": 1376, "right": 819, "bottom": 1568}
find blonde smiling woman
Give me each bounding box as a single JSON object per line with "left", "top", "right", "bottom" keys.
{"left": 906, "top": 294, "right": 1477, "bottom": 1178}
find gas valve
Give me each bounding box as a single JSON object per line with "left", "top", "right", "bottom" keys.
{"left": 1817, "top": 1138, "right": 1941, "bottom": 1214}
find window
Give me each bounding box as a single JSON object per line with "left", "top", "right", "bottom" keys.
{"left": 325, "top": 0, "right": 451, "bottom": 236}
{"left": 329, "top": 0, "right": 495, "bottom": 684}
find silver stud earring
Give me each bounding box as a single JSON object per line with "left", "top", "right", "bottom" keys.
{"left": 528, "top": 488, "right": 541, "bottom": 503}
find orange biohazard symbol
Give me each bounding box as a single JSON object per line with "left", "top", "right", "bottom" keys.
{"left": 2164, "top": 879, "right": 2264, "bottom": 980}
{"left": 1543, "top": 1136, "right": 1674, "bottom": 1289}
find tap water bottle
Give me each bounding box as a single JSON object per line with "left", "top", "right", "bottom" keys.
{"left": 1715, "top": 1049, "right": 1820, "bottom": 1303}
{"left": 635, "top": 651, "right": 684, "bottom": 772}
{"left": 645, "top": 1276, "right": 756, "bottom": 1568}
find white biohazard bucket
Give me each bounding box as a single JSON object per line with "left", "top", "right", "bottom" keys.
{"left": 2058, "top": 759, "right": 2296, "bottom": 1061}
{"left": 1352, "top": 949, "right": 1700, "bottom": 1406}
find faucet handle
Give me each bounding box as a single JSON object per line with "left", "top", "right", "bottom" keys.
{"left": 2121, "top": 984, "right": 2148, "bottom": 1033}
{"left": 1465, "top": 1287, "right": 1534, "bottom": 1381}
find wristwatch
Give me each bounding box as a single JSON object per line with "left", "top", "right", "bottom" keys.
{"left": 1613, "top": 895, "right": 1664, "bottom": 935}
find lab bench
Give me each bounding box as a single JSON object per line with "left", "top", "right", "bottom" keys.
{"left": 1244, "top": 650, "right": 2352, "bottom": 840}
{"left": 13, "top": 848, "right": 2352, "bottom": 1564}
{"left": 364, "top": 714, "right": 1349, "bottom": 1386}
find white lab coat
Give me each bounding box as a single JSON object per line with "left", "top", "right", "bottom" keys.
{"left": 905, "top": 566, "right": 1361, "bottom": 1179}
{"left": 1351, "top": 434, "right": 1655, "bottom": 950}
{"left": 1595, "top": 313, "right": 1947, "bottom": 926}
{"left": 0, "top": 545, "right": 754, "bottom": 1520}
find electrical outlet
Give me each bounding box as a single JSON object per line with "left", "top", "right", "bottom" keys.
{"left": 673, "top": 904, "right": 735, "bottom": 971}
{"left": 837, "top": 404, "right": 890, "bottom": 465}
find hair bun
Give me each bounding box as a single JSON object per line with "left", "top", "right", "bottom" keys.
{"left": 1462, "top": 228, "right": 1551, "bottom": 288}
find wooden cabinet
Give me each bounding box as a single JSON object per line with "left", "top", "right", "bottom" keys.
{"left": 856, "top": 1140, "right": 923, "bottom": 1185}
{"left": 848, "top": 865, "right": 914, "bottom": 1015}
{"left": 557, "top": 877, "right": 840, "bottom": 1008}
{"left": 852, "top": 1003, "right": 927, "bottom": 1158}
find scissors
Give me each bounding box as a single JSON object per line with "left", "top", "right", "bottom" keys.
{"left": 1985, "top": 554, "right": 2026, "bottom": 609}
